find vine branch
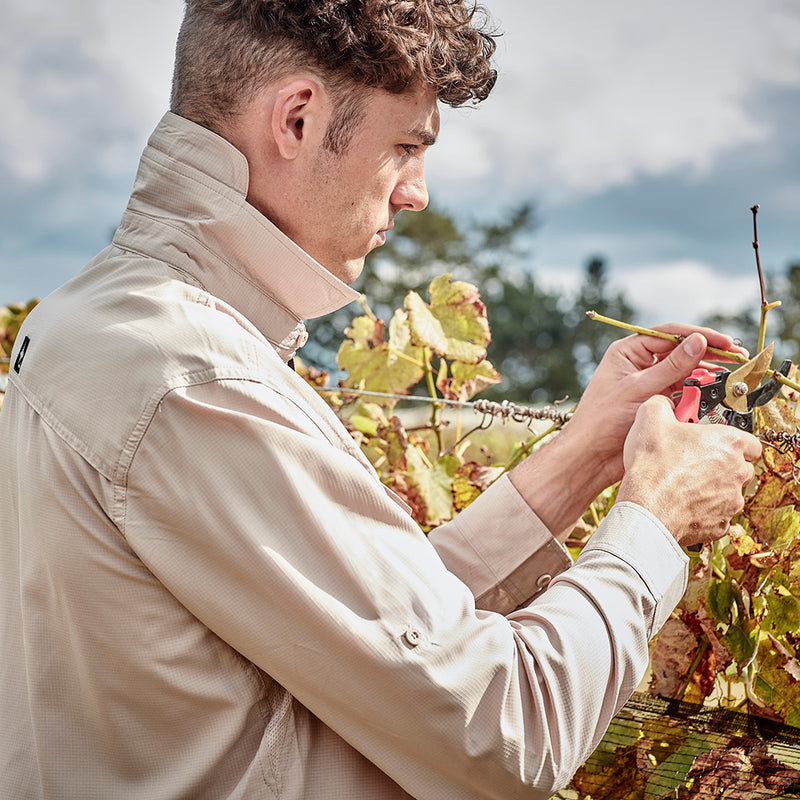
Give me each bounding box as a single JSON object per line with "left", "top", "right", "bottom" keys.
{"left": 752, "top": 204, "right": 782, "bottom": 352}
{"left": 586, "top": 311, "right": 800, "bottom": 394}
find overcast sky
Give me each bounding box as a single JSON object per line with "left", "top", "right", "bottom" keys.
{"left": 2, "top": 0, "right": 799, "bottom": 333}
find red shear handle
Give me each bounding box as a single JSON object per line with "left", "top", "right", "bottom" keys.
{"left": 673, "top": 368, "right": 719, "bottom": 423}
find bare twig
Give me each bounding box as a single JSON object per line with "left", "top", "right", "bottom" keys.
{"left": 751, "top": 205, "right": 782, "bottom": 352}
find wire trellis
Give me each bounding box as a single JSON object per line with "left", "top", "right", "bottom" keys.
{"left": 314, "top": 386, "right": 575, "bottom": 428}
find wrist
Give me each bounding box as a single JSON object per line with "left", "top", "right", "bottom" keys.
{"left": 508, "top": 424, "right": 617, "bottom": 539}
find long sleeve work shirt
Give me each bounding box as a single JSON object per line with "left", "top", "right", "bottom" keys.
{"left": 0, "top": 112, "right": 688, "bottom": 799}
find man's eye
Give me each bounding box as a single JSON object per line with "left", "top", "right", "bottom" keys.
{"left": 400, "top": 144, "right": 418, "bottom": 156}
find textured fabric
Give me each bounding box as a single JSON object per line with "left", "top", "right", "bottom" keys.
{"left": 0, "top": 112, "right": 688, "bottom": 799}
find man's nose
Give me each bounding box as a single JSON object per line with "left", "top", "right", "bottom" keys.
{"left": 392, "top": 166, "right": 429, "bottom": 213}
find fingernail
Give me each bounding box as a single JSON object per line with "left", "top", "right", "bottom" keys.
{"left": 684, "top": 333, "right": 704, "bottom": 358}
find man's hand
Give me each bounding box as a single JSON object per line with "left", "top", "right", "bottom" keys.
{"left": 564, "top": 326, "right": 747, "bottom": 492}
{"left": 509, "top": 324, "right": 749, "bottom": 539}
{"left": 617, "top": 396, "right": 762, "bottom": 547}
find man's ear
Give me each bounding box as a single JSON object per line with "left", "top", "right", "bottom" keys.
{"left": 271, "top": 79, "right": 323, "bottom": 160}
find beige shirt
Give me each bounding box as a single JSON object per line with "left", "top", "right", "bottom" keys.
{"left": 0, "top": 113, "right": 688, "bottom": 799}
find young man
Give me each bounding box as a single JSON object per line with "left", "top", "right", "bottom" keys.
{"left": 0, "top": 2, "right": 760, "bottom": 798}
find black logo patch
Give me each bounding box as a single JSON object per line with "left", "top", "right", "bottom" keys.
{"left": 13, "top": 336, "right": 30, "bottom": 374}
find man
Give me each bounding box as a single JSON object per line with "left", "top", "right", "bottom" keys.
{"left": 0, "top": 2, "right": 760, "bottom": 798}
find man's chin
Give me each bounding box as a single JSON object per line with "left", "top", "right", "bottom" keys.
{"left": 329, "top": 257, "right": 366, "bottom": 286}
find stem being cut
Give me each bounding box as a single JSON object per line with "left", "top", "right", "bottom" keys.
{"left": 585, "top": 311, "right": 748, "bottom": 363}
{"left": 586, "top": 310, "right": 800, "bottom": 395}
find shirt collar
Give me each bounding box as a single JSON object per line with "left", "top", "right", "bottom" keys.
{"left": 115, "top": 112, "right": 359, "bottom": 357}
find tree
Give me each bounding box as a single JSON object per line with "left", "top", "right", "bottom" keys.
{"left": 480, "top": 269, "right": 579, "bottom": 404}
{"left": 569, "top": 257, "right": 636, "bottom": 389}
{"left": 772, "top": 262, "right": 800, "bottom": 363}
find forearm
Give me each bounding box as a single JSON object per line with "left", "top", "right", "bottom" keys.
{"left": 508, "top": 422, "right": 617, "bottom": 541}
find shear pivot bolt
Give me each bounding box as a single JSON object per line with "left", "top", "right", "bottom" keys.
{"left": 732, "top": 382, "right": 749, "bottom": 397}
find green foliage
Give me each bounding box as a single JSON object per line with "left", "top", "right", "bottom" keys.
{"left": 323, "top": 274, "right": 505, "bottom": 529}
{"left": 569, "top": 256, "right": 635, "bottom": 387}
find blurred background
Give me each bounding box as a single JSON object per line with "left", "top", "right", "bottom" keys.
{"left": 2, "top": 0, "right": 799, "bottom": 400}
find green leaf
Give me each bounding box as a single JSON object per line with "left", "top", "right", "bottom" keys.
{"left": 394, "top": 448, "right": 460, "bottom": 530}
{"left": 337, "top": 311, "right": 425, "bottom": 398}
{"left": 762, "top": 505, "right": 800, "bottom": 550}
{"left": 751, "top": 472, "right": 792, "bottom": 511}
{"left": 406, "top": 274, "right": 491, "bottom": 364}
{"left": 721, "top": 620, "right": 759, "bottom": 666}
{"left": 764, "top": 573, "right": 800, "bottom": 638}
{"left": 707, "top": 578, "right": 736, "bottom": 625}
{"left": 753, "top": 634, "right": 800, "bottom": 727}
{"left": 728, "top": 523, "right": 762, "bottom": 558}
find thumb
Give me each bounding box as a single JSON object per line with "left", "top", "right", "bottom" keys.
{"left": 623, "top": 394, "right": 677, "bottom": 471}
{"left": 634, "top": 394, "right": 677, "bottom": 426}
{"left": 637, "top": 332, "right": 707, "bottom": 395}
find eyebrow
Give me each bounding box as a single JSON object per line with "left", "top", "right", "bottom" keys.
{"left": 409, "top": 127, "right": 438, "bottom": 147}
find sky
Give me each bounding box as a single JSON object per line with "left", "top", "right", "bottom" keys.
{"left": 2, "top": 0, "right": 799, "bottom": 334}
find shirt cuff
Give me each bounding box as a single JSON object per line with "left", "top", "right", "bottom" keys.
{"left": 579, "top": 501, "right": 689, "bottom": 635}
{"left": 429, "top": 473, "right": 572, "bottom": 615}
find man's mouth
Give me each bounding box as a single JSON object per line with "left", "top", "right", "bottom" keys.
{"left": 376, "top": 222, "right": 394, "bottom": 245}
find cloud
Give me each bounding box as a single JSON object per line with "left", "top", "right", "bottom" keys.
{"left": 429, "top": 0, "right": 800, "bottom": 208}
{"left": 612, "top": 259, "right": 759, "bottom": 326}
{"left": 3, "top": 0, "right": 797, "bottom": 316}
{"left": 0, "top": 2, "right": 181, "bottom": 185}
{"left": 536, "top": 257, "right": 759, "bottom": 332}
{"left": 0, "top": 1, "right": 183, "bottom": 301}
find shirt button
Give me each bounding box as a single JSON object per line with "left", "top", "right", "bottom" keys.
{"left": 403, "top": 626, "right": 423, "bottom": 647}
{"left": 537, "top": 574, "right": 553, "bottom": 591}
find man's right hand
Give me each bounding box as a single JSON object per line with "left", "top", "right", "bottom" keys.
{"left": 617, "top": 396, "right": 763, "bottom": 548}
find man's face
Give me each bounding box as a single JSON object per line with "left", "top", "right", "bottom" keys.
{"left": 287, "top": 86, "right": 439, "bottom": 284}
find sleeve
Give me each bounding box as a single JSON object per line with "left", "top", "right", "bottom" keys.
{"left": 123, "top": 376, "right": 688, "bottom": 799}
{"left": 429, "top": 474, "right": 573, "bottom": 613}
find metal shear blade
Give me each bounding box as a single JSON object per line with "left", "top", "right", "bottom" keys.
{"left": 723, "top": 343, "right": 774, "bottom": 413}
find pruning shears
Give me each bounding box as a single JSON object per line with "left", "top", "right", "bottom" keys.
{"left": 673, "top": 343, "right": 790, "bottom": 434}
{"left": 673, "top": 344, "right": 790, "bottom": 553}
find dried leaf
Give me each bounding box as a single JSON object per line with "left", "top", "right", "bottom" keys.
{"left": 293, "top": 357, "right": 329, "bottom": 388}
{"left": 649, "top": 617, "right": 699, "bottom": 699}
{"left": 436, "top": 358, "right": 500, "bottom": 402}
{"left": 452, "top": 463, "right": 505, "bottom": 511}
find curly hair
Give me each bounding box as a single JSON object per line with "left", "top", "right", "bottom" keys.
{"left": 171, "top": 0, "right": 498, "bottom": 151}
